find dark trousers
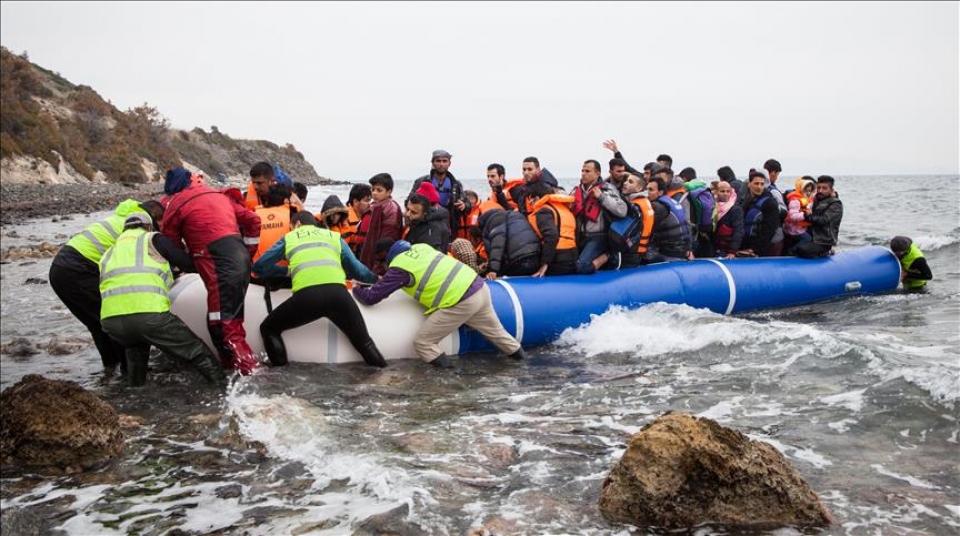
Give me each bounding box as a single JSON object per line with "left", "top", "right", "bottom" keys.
{"left": 503, "top": 255, "right": 540, "bottom": 277}
{"left": 796, "top": 242, "right": 834, "bottom": 259}
{"left": 196, "top": 235, "right": 253, "bottom": 365}
{"left": 102, "top": 312, "right": 214, "bottom": 363}
{"left": 260, "top": 284, "right": 374, "bottom": 355}
{"left": 49, "top": 257, "right": 127, "bottom": 371}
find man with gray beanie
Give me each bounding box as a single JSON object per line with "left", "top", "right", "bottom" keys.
{"left": 409, "top": 150, "right": 469, "bottom": 237}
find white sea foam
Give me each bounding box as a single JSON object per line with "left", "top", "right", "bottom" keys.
{"left": 697, "top": 396, "right": 744, "bottom": 423}
{"left": 554, "top": 302, "right": 852, "bottom": 361}
{"left": 871, "top": 463, "right": 941, "bottom": 490}
{"left": 750, "top": 435, "right": 833, "bottom": 469}
{"left": 820, "top": 389, "right": 867, "bottom": 413}
{"left": 828, "top": 418, "right": 858, "bottom": 433}
{"left": 223, "top": 388, "right": 434, "bottom": 531}
{"left": 912, "top": 232, "right": 960, "bottom": 251}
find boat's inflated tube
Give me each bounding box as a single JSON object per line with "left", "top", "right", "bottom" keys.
{"left": 169, "top": 246, "right": 900, "bottom": 364}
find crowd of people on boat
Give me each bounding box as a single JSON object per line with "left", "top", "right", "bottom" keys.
{"left": 47, "top": 142, "right": 933, "bottom": 386}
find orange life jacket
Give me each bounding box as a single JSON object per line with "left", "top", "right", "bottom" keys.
{"left": 487, "top": 178, "right": 525, "bottom": 210}
{"left": 475, "top": 241, "right": 487, "bottom": 262}
{"left": 253, "top": 205, "right": 291, "bottom": 262}
{"left": 528, "top": 194, "right": 577, "bottom": 250}
{"left": 343, "top": 206, "right": 362, "bottom": 245}
{"left": 631, "top": 196, "right": 656, "bottom": 254}
{"left": 245, "top": 182, "right": 305, "bottom": 212}
{"left": 245, "top": 183, "right": 262, "bottom": 210}
{"left": 458, "top": 204, "right": 481, "bottom": 240}
{"left": 786, "top": 191, "right": 811, "bottom": 228}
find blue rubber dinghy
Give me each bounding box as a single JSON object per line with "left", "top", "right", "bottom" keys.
{"left": 169, "top": 246, "right": 901, "bottom": 363}
{"left": 457, "top": 245, "right": 901, "bottom": 353}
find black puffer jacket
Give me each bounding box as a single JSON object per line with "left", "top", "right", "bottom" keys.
{"left": 405, "top": 206, "right": 451, "bottom": 253}
{"left": 478, "top": 209, "right": 541, "bottom": 274}
{"left": 807, "top": 193, "right": 843, "bottom": 247}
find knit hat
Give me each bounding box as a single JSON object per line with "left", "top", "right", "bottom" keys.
{"left": 890, "top": 236, "right": 912, "bottom": 255}
{"left": 385, "top": 239, "right": 412, "bottom": 264}
{"left": 449, "top": 238, "right": 480, "bottom": 273}
{"left": 415, "top": 182, "right": 440, "bottom": 205}
{"left": 164, "top": 167, "right": 193, "bottom": 195}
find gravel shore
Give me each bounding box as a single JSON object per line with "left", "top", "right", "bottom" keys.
{"left": 0, "top": 182, "right": 165, "bottom": 226}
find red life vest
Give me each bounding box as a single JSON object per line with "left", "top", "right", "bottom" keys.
{"left": 572, "top": 182, "right": 603, "bottom": 222}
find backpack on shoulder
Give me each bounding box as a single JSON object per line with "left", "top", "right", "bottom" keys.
{"left": 685, "top": 185, "right": 717, "bottom": 234}
{"left": 607, "top": 200, "right": 642, "bottom": 253}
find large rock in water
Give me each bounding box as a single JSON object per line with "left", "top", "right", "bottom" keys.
{"left": 599, "top": 412, "right": 833, "bottom": 530}
{"left": 0, "top": 375, "right": 124, "bottom": 472}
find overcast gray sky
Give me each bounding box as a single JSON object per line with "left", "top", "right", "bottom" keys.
{"left": 2, "top": 1, "right": 957, "bottom": 181}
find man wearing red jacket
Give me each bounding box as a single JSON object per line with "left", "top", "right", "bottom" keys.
{"left": 160, "top": 167, "right": 261, "bottom": 375}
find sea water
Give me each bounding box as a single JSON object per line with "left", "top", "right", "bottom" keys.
{"left": 1, "top": 175, "right": 958, "bottom": 535}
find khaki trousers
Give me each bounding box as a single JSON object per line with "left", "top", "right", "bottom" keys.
{"left": 414, "top": 285, "right": 521, "bottom": 362}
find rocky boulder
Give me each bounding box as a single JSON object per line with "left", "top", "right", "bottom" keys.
{"left": 598, "top": 411, "right": 833, "bottom": 530}
{"left": 0, "top": 374, "right": 124, "bottom": 473}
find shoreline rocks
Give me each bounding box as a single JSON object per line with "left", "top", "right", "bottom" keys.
{"left": 598, "top": 411, "right": 834, "bottom": 530}
{"left": 0, "top": 374, "right": 124, "bottom": 473}
{"left": 0, "top": 182, "right": 163, "bottom": 226}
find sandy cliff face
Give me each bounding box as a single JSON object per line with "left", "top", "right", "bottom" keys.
{"left": 1, "top": 47, "right": 333, "bottom": 186}
{"left": 0, "top": 153, "right": 108, "bottom": 185}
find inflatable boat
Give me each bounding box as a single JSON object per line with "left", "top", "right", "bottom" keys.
{"left": 168, "top": 246, "right": 901, "bottom": 364}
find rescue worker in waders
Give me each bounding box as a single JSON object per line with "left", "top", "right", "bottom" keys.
{"left": 99, "top": 213, "right": 227, "bottom": 387}
{"left": 49, "top": 198, "right": 157, "bottom": 375}
{"left": 160, "top": 167, "right": 261, "bottom": 375}
{"left": 890, "top": 236, "right": 933, "bottom": 290}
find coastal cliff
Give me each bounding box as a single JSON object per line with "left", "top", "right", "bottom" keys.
{"left": 0, "top": 46, "right": 332, "bottom": 188}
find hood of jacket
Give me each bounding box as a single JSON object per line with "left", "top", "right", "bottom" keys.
{"left": 114, "top": 199, "right": 148, "bottom": 218}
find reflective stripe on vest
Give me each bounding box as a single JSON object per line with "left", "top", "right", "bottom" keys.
{"left": 284, "top": 226, "right": 345, "bottom": 292}
{"left": 67, "top": 217, "right": 124, "bottom": 264}
{"left": 99, "top": 230, "right": 172, "bottom": 319}
{"left": 901, "top": 243, "right": 927, "bottom": 288}
{"left": 390, "top": 243, "right": 477, "bottom": 314}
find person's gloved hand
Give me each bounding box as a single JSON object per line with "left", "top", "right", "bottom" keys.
{"left": 232, "top": 353, "right": 259, "bottom": 376}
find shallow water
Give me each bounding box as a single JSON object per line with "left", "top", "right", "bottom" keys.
{"left": 1, "top": 175, "right": 958, "bottom": 535}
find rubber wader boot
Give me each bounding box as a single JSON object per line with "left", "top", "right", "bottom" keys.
{"left": 429, "top": 353, "right": 455, "bottom": 369}
{"left": 190, "top": 353, "right": 229, "bottom": 387}
{"left": 263, "top": 333, "right": 289, "bottom": 366}
{"left": 126, "top": 348, "right": 150, "bottom": 387}
{"left": 359, "top": 340, "right": 388, "bottom": 368}
{"left": 508, "top": 347, "right": 529, "bottom": 360}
